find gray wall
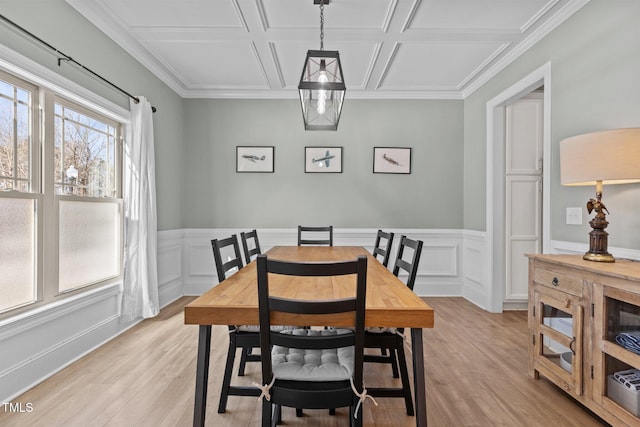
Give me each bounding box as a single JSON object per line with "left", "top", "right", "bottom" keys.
{"left": 463, "top": 0, "right": 640, "bottom": 250}
{"left": 182, "top": 98, "right": 464, "bottom": 228}
{"left": 0, "top": 0, "right": 184, "bottom": 231}
{"left": 3, "top": 0, "right": 639, "bottom": 250}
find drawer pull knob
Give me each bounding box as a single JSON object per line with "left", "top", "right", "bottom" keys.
{"left": 551, "top": 277, "right": 559, "bottom": 286}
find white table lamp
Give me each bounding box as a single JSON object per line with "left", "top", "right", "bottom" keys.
{"left": 560, "top": 128, "right": 640, "bottom": 262}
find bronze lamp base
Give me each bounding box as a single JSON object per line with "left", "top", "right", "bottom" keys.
{"left": 584, "top": 193, "right": 615, "bottom": 263}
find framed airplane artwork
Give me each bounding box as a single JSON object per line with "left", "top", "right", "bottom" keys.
{"left": 305, "top": 146, "right": 343, "bottom": 173}
{"left": 373, "top": 147, "right": 411, "bottom": 174}
{"left": 236, "top": 146, "right": 274, "bottom": 173}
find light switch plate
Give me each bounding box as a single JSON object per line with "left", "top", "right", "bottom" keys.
{"left": 566, "top": 207, "right": 582, "bottom": 225}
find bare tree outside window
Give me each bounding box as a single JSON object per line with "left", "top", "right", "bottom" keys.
{"left": 0, "top": 79, "right": 31, "bottom": 192}
{"left": 54, "top": 103, "right": 117, "bottom": 198}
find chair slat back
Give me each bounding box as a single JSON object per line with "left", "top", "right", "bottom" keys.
{"left": 297, "top": 225, "right": 333, "bottom": 246}
{"left": 240, "top": 229, "right": 262, "bottom": 263}
{"left": 392, "top": 235, "right": 423, "bottom": 291}
{"left": 372, "top": 229, "right": 394, "bottom": 267}
{"left": 256, "top": 254, "right": 367, "bottom": 383}
{"left": 211, "top": 235, "right": 244, "bottom": 283}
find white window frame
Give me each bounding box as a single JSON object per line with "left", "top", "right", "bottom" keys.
{"left": 0, "top": 46, "right": 129, "bottom": 318}
{"left": 51, "top": 96, "right": 124, "bottom": 295}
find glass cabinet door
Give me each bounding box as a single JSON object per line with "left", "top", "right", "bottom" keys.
{"left": 593, "top": 283, "right": 640, "bottom": 423}
{"left": 533, "top": 291, "right": 583, "bottom": 395}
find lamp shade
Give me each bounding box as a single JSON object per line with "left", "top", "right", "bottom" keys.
{"left": 298, "top": 50, "right": 345, "bottom": 131}
{"left": 560, "top": 128, "right": 640, "bottom": 186}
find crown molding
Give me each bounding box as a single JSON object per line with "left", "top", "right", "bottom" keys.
{"left": 461, "top": 0, "right": 590, "bottom": 98}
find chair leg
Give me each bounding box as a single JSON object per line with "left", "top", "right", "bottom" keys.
{"left": 388, "top": 346, "right": 400, "bottom": 378}
{"left": 395, "top": 339, "right": 415, "bottom": 416}
{"left": 262, "top": 399, "right": 272, "bottom": 427}
{"left": 218, "top": 332, "right": 237, "bottom": 413}
{"left": 238, "top": 346, "right": 249, "bottom": 376}
{"left": 274, "top": 404, "right": 282, "bottom": 426}
{"left": 351, "top": 403, "right": 363, "bottom": 427}
{"left": 296, "top": 408, "right": 303, "bottom": 417}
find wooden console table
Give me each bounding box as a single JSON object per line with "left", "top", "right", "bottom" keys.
{"left": 528, "top": 254, "right": 640, "bottom": 426}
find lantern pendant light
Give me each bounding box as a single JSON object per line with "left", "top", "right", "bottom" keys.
{"left": 298, "top": 0, "right": 346, "bottom": 131}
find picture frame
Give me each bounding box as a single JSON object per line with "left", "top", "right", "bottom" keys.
{"left": 373, "top": 147, "right": 411, "bottom": 174}
{"left": 236, "top": 146, "right": 274, "bottom": 173}
{"left": 305, "top": 146, "right": 343, "bottom": 173}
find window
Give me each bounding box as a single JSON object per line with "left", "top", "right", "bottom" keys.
{"left": 0, "top": 69, "right": 123, "bottom": 315}
{"left": 54, "top": 99, "right": 122, "bottom": 293}
{"left": 0, "top": 73, "right": 38, "bottom": 313}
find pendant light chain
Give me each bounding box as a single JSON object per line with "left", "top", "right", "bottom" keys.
{"left": 319, "top": 0, "right": 325, "bottom": 51}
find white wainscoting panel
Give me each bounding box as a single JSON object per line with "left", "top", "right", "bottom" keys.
{"left": 1, "top": 231, "right": 186, "bottom": 403}
{"left": 157, "top": 229, "right": 184, "bottom": 308}
{"left": 462, "top": 230, "right": 489, "bottom": 310}
{"left": 0, "top": 282, "right": 135, "bottom": 402}
{"left": 181, "top": 228, "right": 466, "bottom": 297}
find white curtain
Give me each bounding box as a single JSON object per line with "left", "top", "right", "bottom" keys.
{"left": 122, "top": 96, "right": 159, "bottom": 320}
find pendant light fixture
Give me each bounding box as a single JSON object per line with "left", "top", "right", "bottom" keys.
{"left": 298, "top": 0, "right": 346, "bottom": 131}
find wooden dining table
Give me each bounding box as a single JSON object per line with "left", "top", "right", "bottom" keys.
{"left": 184, "top": 245, "right": 435, "bottom": 426}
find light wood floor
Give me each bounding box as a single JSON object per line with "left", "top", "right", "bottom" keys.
{"left": 0, "top": 297, "right": 608, "bottom": 426}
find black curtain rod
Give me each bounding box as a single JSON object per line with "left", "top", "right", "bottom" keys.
{"left": 0, "top": 14, "right": 157, "bottom": 113}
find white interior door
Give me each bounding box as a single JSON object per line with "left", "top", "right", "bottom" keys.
{"left": 504, "top": 94, "right": 543, "bottom": 306}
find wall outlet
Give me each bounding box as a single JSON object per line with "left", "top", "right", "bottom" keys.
{"left": 566, "top": 207, "right": 582, "bottom": 225}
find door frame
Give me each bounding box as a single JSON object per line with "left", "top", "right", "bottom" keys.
{"left": 485, "top": 62, "right": 552, "bottom": 313}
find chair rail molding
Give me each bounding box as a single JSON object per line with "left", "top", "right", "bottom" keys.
{"left": 550, "top": 240, "right": 640, "bottom": 260}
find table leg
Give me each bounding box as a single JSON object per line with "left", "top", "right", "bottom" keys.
{"left": 193, "top": 325, "right": 212, "bottom": 427}
{"left": 411, "top": 328, "right": 427, "bottom": 427}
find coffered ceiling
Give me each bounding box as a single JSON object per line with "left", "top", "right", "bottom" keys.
{"left": 66, "top": 0, "right": 588, "bottom": 99}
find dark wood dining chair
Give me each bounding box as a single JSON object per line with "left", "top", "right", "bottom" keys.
{"left": 372, "top": 229, "right": 395, "bottom": 267}
{"left": 211, "top": 235, "right": 261, "bottom": 413}
{"left": 240, "top": 229, "right": 262, "bottom": 263}
{"left": 364, "top": 235, "right": 423, "bottom": 416}
{"left": 297, "top": 225, "right": 333, "bottom": 246}
{"left": 256, "top": 254, "right": 370, "bottom": 426}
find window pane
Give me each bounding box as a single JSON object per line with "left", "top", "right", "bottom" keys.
{"left": 54, "top": 104, "right": 117, "bottom": 197}
{"left": 0, "top": 78, "right": 32, "bottom": 192}
{"left": 0, "top": 80, "right": 11, "bottom": 97}
{"left": 59, "top": 200, "right": 121, "bottom": 292}
{"left": 16, "top": 102, "right": 30, "bottom": 180}
{"left": 0, "top": 96, "right": 16, "bottom": 181}
{"left": 0, "top": 197, "right": 36, "bottom": 312}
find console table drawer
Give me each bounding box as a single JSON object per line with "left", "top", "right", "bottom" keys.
{"left": 534, "top": 267, "right": 582, "bottom": 296}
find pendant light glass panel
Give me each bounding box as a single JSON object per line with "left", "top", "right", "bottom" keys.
{"left": 298, "top": 50, "right": 345, "bottom": 131}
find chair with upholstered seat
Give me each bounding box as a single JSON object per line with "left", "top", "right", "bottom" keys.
{"left": 240, "top": 229, "right": 262, "bottom": 263}
{"left": 372, "top": 229, "right": 394, "bottom": 267}
{"left": 255, "top": 253, "right": 371, "bottom": 426}
{"left": 364, "top": 235, "right": 423, "bottom": 416}
{"left": 297, "top": 225, "right": 333, "bottom": 246}
{"left": 211, "top": 235, "right": 261, "bottom": 413}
